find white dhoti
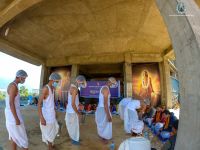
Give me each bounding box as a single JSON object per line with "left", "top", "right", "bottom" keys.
{"left": 95, "top": 107, "right": 112, "bottom": 140}
{"left": 65, "top": 113, "right": 79, "bottom": 142}
{"left": 124, "top": 100, "right": 141, "bottom": 134}
{"left": 40, "top": 121, "right": 59, "bottom": 144}
{"left": 6, "top": 123, "right": 28, "bottom": 148}
{"left": 5, "top": 107, "right": 28, "bottom": 149}
{"left": 119, "top": 105, "right": 126, "bottom": 120}
{"left": 124, "top": 108, "right": 139, "bottom": 133}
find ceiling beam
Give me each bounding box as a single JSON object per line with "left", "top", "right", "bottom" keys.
{"left": 46, "top": 54, "right": 124, "bottom": 67}
{"left": 125, "top": 52, "right": 163, "bottom": 63}
{"left": 46, "top": 53, "right": 163, "bottom": 67}
{"left": 0, "top": 0, "right": 43, "bottom": 28}
{"left": 79, "top": 65, "right": 122, "bottom": 74}
{"left": 163, "top": 45, "right": 173, "bottom": 55}
{"left": 80, "top": 68, "right": 122, "bottom": 74}
{"left": 164, "top": 50, "right": 175, "bottom": 60}
{"left": 162, "top": 45, "right": 175, "bottom": 60}
{"left": 0, "top": 38, "right": 44, "bottom": 66}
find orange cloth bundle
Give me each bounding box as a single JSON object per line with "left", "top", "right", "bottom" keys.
{"left": 155, "top": 111, "right": 161, "bottom": 123}
{"left": 164, "top": 116, "right": 170, "bottom": 129}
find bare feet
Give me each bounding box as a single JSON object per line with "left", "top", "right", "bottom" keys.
{"left": 11, "top": 139, "right": 17, "bottom": 150}
{"left": 48, "top": 142, "right": 55, "bottom": 150}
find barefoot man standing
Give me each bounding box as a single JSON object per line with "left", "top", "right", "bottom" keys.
{"left": 38, "top": 72, "right": 61, "bottom": 150}
{"left": 5, "top": 70, "right": 29, "bottom": 150}
{"left": 95, "top": 77, "right": 118, "bottom": 144}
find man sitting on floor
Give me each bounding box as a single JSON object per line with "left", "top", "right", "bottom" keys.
{"left": 161, "top": 120, "right": 179, "bottom": 150}
{"left": 151, "top": 110, "right": 171, "bottom": 135}
{"left": 143, "top": 103, "right": 156, "bottom": 127}
{"left": 159, "top": 112, "right": 178, "bottom": 140}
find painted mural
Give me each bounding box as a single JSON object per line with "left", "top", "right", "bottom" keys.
{"left": 132, "top": 63, "right": 161, "bottom": 107}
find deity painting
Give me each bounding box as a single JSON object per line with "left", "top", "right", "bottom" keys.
{"left": 132, "top": 63, "right": 161, "bottom": 107}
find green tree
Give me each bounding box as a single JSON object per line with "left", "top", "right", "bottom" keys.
{"left": 19, "top": 86, "right": 29, "bottom": 100}
{"left": 0, "top": 91, "right": 6, "bottom": 100}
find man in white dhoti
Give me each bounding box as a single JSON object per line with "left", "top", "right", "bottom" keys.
{"left": 118, "top": 121, "right": 151, "bottom": 150}
{"left": 95, "top": 77, "right": 118, "bottom": 144}
{"left": 124, "top": 100, "right": 141, "bottom": 134}
{"left": 65, "top": 75, "right": 87, "bottom": 145}
{"left": 38, "top": 72, "right": 61, "bottom": 150}
{"left": 5, "top": 70, "right": 29, "bottom": 150}
{"left": 118, "top": 97, "right": 132, "bottom": 120}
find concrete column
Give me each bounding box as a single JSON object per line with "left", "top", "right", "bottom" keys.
{"left": 158, "top": 62, "right": 165, "bottom": 106}
{"left": 71, "top": 64, "right": 79, "bottom": 83}
{"left": 156, "top": 0, "right": 200, "bottom": 149}
{"left": 163, "top": 59, "right": 172, "bottom": 108}
{"left": 40, "top": 64, "right": 50, "bottom": 90}
{"left": 123, "top": 62, "right": 132, "bottom": 97}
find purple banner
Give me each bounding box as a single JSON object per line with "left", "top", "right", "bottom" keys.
{"left": 80, "top": 81, "right": 120, "bottom": 98}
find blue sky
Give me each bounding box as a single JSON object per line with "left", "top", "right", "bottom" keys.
{"left": 0, "top": 52, "right": 41, "bottom": 91}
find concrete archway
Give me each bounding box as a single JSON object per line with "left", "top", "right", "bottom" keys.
{"left": 0, "top": 0, "right": 200, "bottom": 149}
{"left": 156, "top": 0, "right": 200, "bottom": 149}
{"left": 0, "top": 0, "right": 43, "bottom": 28}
